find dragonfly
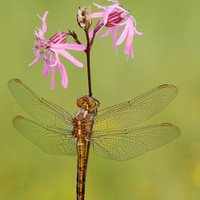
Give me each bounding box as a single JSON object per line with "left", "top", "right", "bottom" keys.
{"left": 8, "top": 78, "right": 181, "bottom": 200}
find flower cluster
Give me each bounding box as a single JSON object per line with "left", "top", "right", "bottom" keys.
{"left": 29, "top": 1, "right": 142, "bottom": 89}
{"left": 29, "top": 11, "right": 85, "bottom": 89}
{"left": 89, "top": 0, "right": 143, "bottom": 60}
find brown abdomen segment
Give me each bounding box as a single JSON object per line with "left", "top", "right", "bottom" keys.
{"left": 76, "top": 137, "right": 87, "bottom": 200}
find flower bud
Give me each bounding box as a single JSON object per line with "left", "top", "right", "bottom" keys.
{"left": 77, "top": 6, "right": 92, "bottom": 30}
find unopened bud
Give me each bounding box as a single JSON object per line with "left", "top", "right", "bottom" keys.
{"left": 77, "top": 6, "right": 92, "bottom": 30}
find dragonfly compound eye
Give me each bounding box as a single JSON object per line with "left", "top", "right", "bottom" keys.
{"left": 77, "top": 97, "right": 84, "bottom": 108}
{"left": 87, "top": 96, "right": 95, "bottom": 108}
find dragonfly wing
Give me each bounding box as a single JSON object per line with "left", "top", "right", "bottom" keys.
{"left": 90, "top": 123, "right": 180, "bottom": 160}
{"left": 93, "top": 84, "right": 178, "bottom": 131}
{"left": 13, "top": 116, "right": 76, "bottom": 155}
{"left": 8, "top": 79, "right": 73, "bottom": 130}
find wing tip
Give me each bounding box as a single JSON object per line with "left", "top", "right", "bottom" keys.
{"left": 158, "top": 83, "right": 178, "bottom": 90}
{"left": 8, "top": 78, "right": 22, "bottom": 89}
{"left": 158, "top": 84, "right": 179, "bottom": 96}
{"left": 158, "top": 84, "right": 169, "bottom": 89}
{"left": 14, "top": 78, "right": 22, "bottom": 83}
{"left": 16, "top": 115, "right": 24, "bottom": 119}
{"left": 161, "top": 123, "right": 172, "bottom": 127}
{"left": 13, "top": 115, "right": 24, "bottom": 125}
{"left": 161, "top": 123, "right": 181, "bottom": 138}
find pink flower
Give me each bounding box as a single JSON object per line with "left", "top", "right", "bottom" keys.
{"left": 90, "top": 0, "right": 143, "bottom": 60}
{"left": 29, "top": 11, "right": 86, "bottom": 89}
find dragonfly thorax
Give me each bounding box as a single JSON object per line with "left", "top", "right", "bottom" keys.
{"left": 72, "top": 96, "right": 101, "bottom": 139}
{"left": 72, "top": 107, "right": 95, "bottom": 139}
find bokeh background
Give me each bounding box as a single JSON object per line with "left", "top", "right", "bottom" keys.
{"left": 1, "top": 0, "right": 200, "bottom": 199}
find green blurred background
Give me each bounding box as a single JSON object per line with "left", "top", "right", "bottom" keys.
{"left": 1, "top": 0, "right": 200, "bottom": 199}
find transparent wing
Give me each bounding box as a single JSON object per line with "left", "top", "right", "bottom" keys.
{"left": 8, "top": 79, "right": 73, "bottom": 129}
{"left": 13, "top": 116, "right": 76, "bottom": 156}
{"left": 90, "top": 123, "right": 180, "bottom": 160}
{"left": 93, "top": 84, "right": 178, "bottom": 131}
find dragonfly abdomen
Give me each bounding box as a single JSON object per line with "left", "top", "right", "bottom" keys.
{"left": 76, "top": 137, "right": 87, "bottom": 200}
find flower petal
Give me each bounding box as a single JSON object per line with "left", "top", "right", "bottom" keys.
{"left": 55, "top": 49, "right": 84, "bottom": 67}
{"left": 29, "top": 56, "right": 42, "bottom": 66}
{"left": 91, "top": 12, "right": 105, "bottom": 18}
{"left": 52, "top": 43, "right": 86, "bottom": 51}
{"left": 43, "top": 58, "right": 50, "bottom": 77}
{"left": 50, "top": 66, "right": 55, "bottom": 90}
{"left": 37, "top": 11, "right": 49, "bottom": 34}
{"left": 57, "top": 62, "right": 68, "bottom": 88}
{"left": 93, "top": 3, "right": 106, "bottom": 9}
{"left": 116, "top": 20, "right": 130, "bottom": 45}
{"left": 34, "top": 49, "right": 41, "bottom": 57}
{"left": 99, "top": 27, "right": 113, "bottom": 39}
{"left": 124, "top": 21, "right": 133, "bottom": 53}
{"left": 112, "top": 26, "right": 120, "bottom": 55}
{"left": 49, "top": 55, "right": 58, "bottom": 68}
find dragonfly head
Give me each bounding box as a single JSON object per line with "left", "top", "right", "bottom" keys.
{"left": 77, "top": 96, "right": 95, "bottom": 110}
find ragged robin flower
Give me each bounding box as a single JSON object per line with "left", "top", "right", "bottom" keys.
{"left": 29, "top": 11, "right": 86, "bottom": 89}
{"left": 89, "top": 0, "right": 143, "bottom": 60}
